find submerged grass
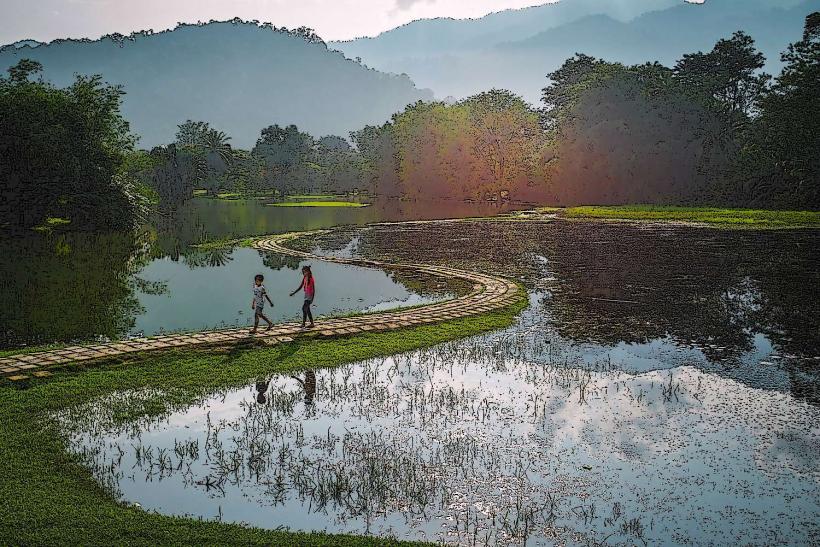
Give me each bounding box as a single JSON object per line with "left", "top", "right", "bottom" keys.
{"left": 558, "top": 205, "right": 820, "bottom": 227}
{"left": 0, "top": 295, "right": 526, "bottom": 545}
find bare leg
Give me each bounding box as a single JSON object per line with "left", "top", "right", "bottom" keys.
{"left": 260, "top": 313, "right": 273, "bottom": 330}
{"left": 250, "top": 312, "right": 260, "bottom": 333}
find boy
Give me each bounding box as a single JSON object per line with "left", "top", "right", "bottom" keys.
{"left": 251, "top": 274, "right": 274, "bottom": 333}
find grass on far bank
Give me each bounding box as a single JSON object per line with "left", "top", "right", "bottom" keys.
{"left": 268, "top": 201, "right": 370, "bottom": 208}
{"left": 0, "top": 294, "right": 526, "bottom": 546}
{"left": 554, "top": 205, "right": 820, "bottom": 227}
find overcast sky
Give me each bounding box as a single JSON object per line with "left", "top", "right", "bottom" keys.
{"left": 0, "top": 0, "right": 555, "bottom": 45}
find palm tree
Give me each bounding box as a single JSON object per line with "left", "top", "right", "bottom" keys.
{"left": 203, "top": 129, "right": 233, "bottom": 165}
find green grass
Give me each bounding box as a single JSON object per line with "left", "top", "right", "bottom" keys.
{"left": 269, "top": 201, "right": 370, "bottom": 208}
{"left": 189, "top": 236, "right": 257, "bottom": 250}
{"left": 0, "top": 295, "right": 526, "bottom": 545}
{"left": 556, "top": 205, "right": 820, "bottom": 227}
{"left": 32, "top": 217, "right": 72, "bottom": 233}
{"left": 286, "top": 194, "right": 339, "bottom": 200}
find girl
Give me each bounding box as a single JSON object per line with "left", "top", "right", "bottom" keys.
{"left": 290, "top": 265, "right": 315, "bottom": 328}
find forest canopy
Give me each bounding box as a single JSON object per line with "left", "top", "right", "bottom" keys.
{"left": 0, "top": 60, "right": 146, "bottom": 233}
{"left": 1, "top": 13, "right": 818, "bottom": 234}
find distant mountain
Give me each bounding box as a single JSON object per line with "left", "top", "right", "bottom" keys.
{"left": 333, "top": 0, "right": 680, "bottom": 61}
{"left": 5, "top": 40, "right": 43, "bottom": 49}
{"left": 331, "top": 0, "right": 818, "bottom": 104}
{"left": 0, "top": 21, "right": 433, "bottom": 148}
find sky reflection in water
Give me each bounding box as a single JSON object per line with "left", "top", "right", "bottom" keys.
{"left": 58, "top": 297, "right": 820, "bottom": 545}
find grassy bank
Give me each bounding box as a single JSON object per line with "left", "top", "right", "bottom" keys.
{"left": 0, "top": 295, "right": 526, "bottom": 546}
{"left": 269, "top": 201, "right": 369, "bottom": 208}
{"left": 556, "top": 205, "right": 820, "bottom": 227}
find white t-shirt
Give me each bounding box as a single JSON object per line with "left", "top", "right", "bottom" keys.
{"left": 253, "top": 284, "right": 267, "bottom": 308}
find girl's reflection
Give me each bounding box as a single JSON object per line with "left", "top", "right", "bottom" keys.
{"left": 291, "top": 369, "right": 316, "bottom": 406}
{"left": 255, "top": 369, "right": 316, "bottom": 406}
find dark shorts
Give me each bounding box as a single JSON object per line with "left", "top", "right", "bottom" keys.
{"left": 255, "top": 306, "right": 265, "bottom": 317}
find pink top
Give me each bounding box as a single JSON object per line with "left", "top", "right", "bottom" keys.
{"left": 304, "top": 275, "right": 315, "bottom": 299}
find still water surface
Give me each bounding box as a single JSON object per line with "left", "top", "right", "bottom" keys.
{"left": 59, "top": 297, "right": 820, "bottom": 545}
{"left": 55, "top": 216, "right": 820, "bottom": 544}
{"left": 1, "top": 199, "right": 515, "bottom": 346}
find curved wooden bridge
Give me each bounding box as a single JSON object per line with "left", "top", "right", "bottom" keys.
{"left": 0, "top": 230, "right": 521, "bottom": 380}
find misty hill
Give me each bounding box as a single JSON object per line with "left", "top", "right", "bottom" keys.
{"left": 331, "top": 0, "right": 818, "bottom": 103}
{"left": 0, "top": 21, "right": 433, "bottom": 148}
{"left": 333, "top": 0, "right": 680, "bottom": 61}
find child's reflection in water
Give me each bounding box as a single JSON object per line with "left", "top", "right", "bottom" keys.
{"left": 255, "top": 369, "right": 316, "bottom": 406}
{"left": 291, "top": 369, "right": 316, "bottom": 406}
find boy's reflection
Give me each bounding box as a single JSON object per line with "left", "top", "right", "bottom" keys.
{"left": 255, "top": 377, "right": 270, "bottom": 404}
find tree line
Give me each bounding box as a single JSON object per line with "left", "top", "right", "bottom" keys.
{"left": 135, "top": 121, "right": 367, "bottom": 207}
{"left": 541, "top": 14, "right": 819, "bottom": 209}
{"left": 1, "top": 13, "right": 817, "bottom": 233}
{"left": 132, "top": 12, "right": 820, "bottom": 211}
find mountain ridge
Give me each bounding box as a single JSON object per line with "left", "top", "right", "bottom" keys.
{"left": 0, "top": 21, "right": 433, "bottom": 148}
{"left": 331, "top": 0, "right": 819, "bottom": 103}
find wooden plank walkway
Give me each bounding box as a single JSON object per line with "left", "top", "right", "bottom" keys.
{"left": 0, "top": 230, "right": 520, "bottom": 380}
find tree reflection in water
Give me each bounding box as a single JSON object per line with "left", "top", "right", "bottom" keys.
{"left": 304, "top": 220, "right": 819, "bottom": 405}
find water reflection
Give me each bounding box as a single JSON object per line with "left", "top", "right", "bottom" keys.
{"left": 315, "top": 220, "right": 820, "bottom": 404}
{"left": 132, "top": 248, "right": 452, "bottom": 337}
{"left": 0, "top": 199, "right": 515, "bottom": 348}
{"left": 0, "top": 232, "right": 147, "bottom": 347}
{"left": 58, "top": 323, "right": 820, "bottom": 545}
{"left": 152, "top": 197, "right": 528, "bottom": 254}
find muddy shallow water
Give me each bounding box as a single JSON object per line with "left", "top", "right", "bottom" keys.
{"left": 57, "top": 219, "right": 820, "bottom": 544}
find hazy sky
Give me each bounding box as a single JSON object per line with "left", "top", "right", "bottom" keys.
{"left": 0, "top": 0, "right": 555, "bottom": 45}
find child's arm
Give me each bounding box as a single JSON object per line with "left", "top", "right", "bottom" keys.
{"left": 265, "top": 289, "right": 274, "bottom": 306}
{"left": 289, "top": 278, "right": 304, "bottom": 297}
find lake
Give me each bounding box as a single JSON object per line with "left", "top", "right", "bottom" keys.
{"left": 55, "top": 216, "right": 820, "bottom": 544}
{"left": 0, "top": 198, "right": 521, "bottom": 347}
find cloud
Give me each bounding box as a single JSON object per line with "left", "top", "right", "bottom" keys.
{"left": 394, "top": 0, "right": 436, "bottom": 11}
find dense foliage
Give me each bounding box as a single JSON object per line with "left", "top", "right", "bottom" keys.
{"left": 3, "top": 14, "right": 818, "bottom": 231}
{"left": 541, "top": 17, "right": 819, "bottom": 209}
{"left": 734, "top": 13, "right": 820, "bottom": 208}
{"left": 354, "top": 91, "right": 547, "bottom": 200}
{"left": 0, "top": 60, "right": 145, "bottom": 233}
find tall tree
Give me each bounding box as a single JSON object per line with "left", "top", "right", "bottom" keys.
{"left": 736, "top": 13, "right": 820, "bottom": 208}
{"left": 462, "top": 90, "right": 543, "bottom": 196}
{"left": 540, "top": 58, "right": 726, "bottom": 205}
{"left": 351, "top": 123, "right": 401, "bottom": 196}
{"left": 674, "top": 31, "right": 769, "bottom": 119}
{"left": 252, "top": 124, "right": 314, "bottom": 192}
{"left": 0, "top": 59, "right": 143, "bottom": 232}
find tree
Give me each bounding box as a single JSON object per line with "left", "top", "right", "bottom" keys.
{"left": 540, "top": 58, "right": 727, "bottom": 205}
{"left": 735, "top": 13, "right": 820, "bottom": 208}
{"left": 252, "top": 124, "right": 314, "bottom": 192}
{"left": 202, "top": 128, "right": 233, "bottom": 165}
{"left": 674, "top": 31, "right": 769, "bottom": 119}
{"left": 317, "top": 135, "right": 352, "bottom": 153}
{"left": 461, "top": 90, "right": 544, "bottom": 196}
{"left": 541, "top": 54, "right": 609, "bottom": 131}
{"left": 172, "top": 121, "right": 234, "bottom": 196}
{"left": 175, "top": 120, "right": 212, "bottom": 147}
{"left": 0, "top": 59, "right": 144, "bottom": 232}
{"left": 351, "top": 123, "right": 401, "bottom": 196}
{"left": 143, "top": 144, "right": 199, "bottom": 208}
